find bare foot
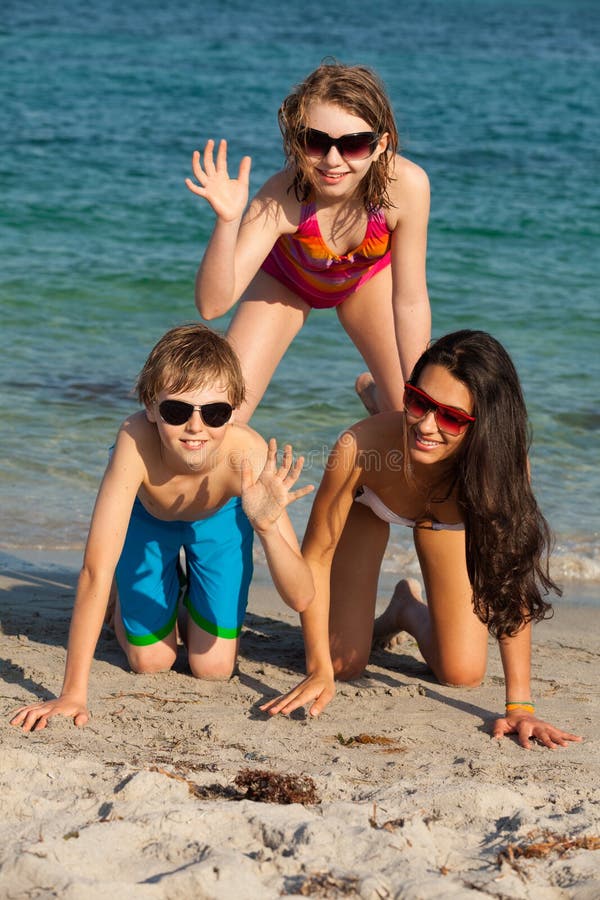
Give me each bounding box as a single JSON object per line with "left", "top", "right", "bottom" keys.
{"left": 372, "top": 578, "right": 424, "bottom": 649}
{"left": 355, "top": 372, "right": 380, "bottom": 416}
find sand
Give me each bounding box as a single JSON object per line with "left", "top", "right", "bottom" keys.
{"left": 1, "top": 550, "right": 599, "bottom": 899}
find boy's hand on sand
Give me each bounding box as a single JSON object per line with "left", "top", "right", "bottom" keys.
{"left": 493, "top": 712, "right": 582, "bottom": 750}
{"left": 10, "top": 696, "right": 89, "bottom": 732}
{"left": 241, "top": 439, "right": 313, "bottom": 534}
{"left": 260, "top": 670, "right": 335, "bottom": 718}
{"left": 185, "top": 139, "right": 251, "bottom": 222}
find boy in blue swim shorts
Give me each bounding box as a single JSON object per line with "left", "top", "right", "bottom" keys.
{"left": 11, "top": 324, "right": 314, "bottom": 731}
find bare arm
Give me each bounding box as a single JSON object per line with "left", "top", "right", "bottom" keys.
{"left": 389, "top": 160, "right": 431, "bottom": 380}
{"left": 413, "top": 526, "right": 581, "bottom": 748}
{"left": 185, "top": 141, "right": 290, "bottom": 319}
{"left": 241, "top": 439, "right": 314, "bottom": 612}
{"left": 261, "top": 430, "right": 362, "bottom": 717}
{"left": 490, "top": 453, "right": 580, "bottom": 748}
{"left": 494, "top": 625, "right": 582, "bottom": 749}
{"left": 10, "top": 427, "right": 144, "bottom": 731}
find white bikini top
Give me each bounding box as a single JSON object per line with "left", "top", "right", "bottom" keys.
{"left": 354, "top": 485, "right": 464, "bottom": 532}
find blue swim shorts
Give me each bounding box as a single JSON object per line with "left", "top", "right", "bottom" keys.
{"left": 115, "top": 496, "right": 254, "bottom": 646}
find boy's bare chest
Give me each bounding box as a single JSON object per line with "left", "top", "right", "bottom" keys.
{"left": 139, "top": 470, "right": 238, "bottom": 523}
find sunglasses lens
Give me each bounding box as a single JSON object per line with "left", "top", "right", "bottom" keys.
{"left": 339, "top": 134, "right": 377, "bottom": 159}
{"left": 159, "top": 400, "right": 192, "bottom": 425}
{"left": 303, "top": 129, "right": 330, "bottom": 157}
{"left": 200, "top": 402, "right": 233, "bottom": 427}
{"left": 403, "top": 387, "right": 429, "bottom": 419}
{"left": 434, "top": 411, "right": 463, "bottom": 436}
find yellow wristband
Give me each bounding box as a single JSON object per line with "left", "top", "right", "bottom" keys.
{"left": 505, "top": 701, "right": 535, "bottom": 712}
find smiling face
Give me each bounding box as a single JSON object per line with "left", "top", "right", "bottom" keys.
{"left": 303, "top": 101, "right": 389, "bottom": 199}
{"left": 406, "top": 364, "right": 474, "bottom": 466}
{"left": 146, "top": 382, "right": 234, "bottom": 471}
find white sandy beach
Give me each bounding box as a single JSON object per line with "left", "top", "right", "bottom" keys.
{"left": 1, "top": 551, "right": 599, "bottom": 899}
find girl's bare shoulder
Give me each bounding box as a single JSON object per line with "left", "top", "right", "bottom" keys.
{"left": 386, "top": 154, "right": 430, "bottom": 223}
{"left": 313, "top": 414, "right": 404, "bottom": 503}
{"left": 249, "top": 168, "right": 302, "bottom": 231}
{"left": 342, "top": 412, "right": 405, "bottom": 464}
{"left": 389, "top": 153, "right": 429, "bottom": 185}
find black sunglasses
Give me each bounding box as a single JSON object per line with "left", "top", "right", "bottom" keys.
{"left": 158, "top": 399, "right": 233, "bottom": 428}
{"left": 301, "top": 127, "right": 380, "bottom": 161}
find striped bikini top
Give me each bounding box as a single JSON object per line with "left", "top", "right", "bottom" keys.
{"left": 261, "top": 201, "right": 392, "bottom": 308}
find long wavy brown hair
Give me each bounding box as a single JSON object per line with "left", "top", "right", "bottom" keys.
{"left": 407, "top": 330, "right": 558, "bottom": 638}
{"left": 278, "top": 61, "right": 399, "bottom": 210}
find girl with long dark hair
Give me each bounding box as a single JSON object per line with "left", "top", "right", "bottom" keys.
{"left": 263, "top": 330, "right": 581, "bottom": 749}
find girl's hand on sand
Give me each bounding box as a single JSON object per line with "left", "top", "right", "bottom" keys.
{"left": 492, "top": 713, "right": 582, "bottom": 750}
{"left": 185, "top": 139, "right": 251, "bottom": 222}
{"left": 260, "top": 670, "right": 335, "bottom": 718}
{"left": 241, "top": 439, "right": 314, "bottom": 535}
{"left": 10, "top": 696, "right": 89, "bottom": 732}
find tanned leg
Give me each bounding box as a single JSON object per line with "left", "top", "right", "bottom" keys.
{"left": 328, "top": 502, "right": 390, "bottom": 680}
{"left": 226, "top": 271, "right": 311, "bottom": 423}
{"left": 336, "top": 268, "right": 405, "bottom": 415}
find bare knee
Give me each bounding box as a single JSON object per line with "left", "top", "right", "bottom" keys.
{"left": 126, "top": 645, "right": 177, "bottom": 674}
{"left": 189, "top": 654, "right": 236, "bottom": 681}
{"left": 187, "top": 627, "right": 238, "bottom": 680}
{"left": 332, "top": 652, "right": 368, "bottom": 682}
{"left": 434, "top": 660, "right": 485, "bottom": 688}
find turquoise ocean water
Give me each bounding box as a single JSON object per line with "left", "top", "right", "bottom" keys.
{"left": 1, "top": 1, "right": 599, "bottom": 591}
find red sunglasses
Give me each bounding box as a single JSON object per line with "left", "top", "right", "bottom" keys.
{"left": 301, "top": 127, "right": 380, "bottom": 161}
{"left": 403, "top": 383, "right": 475, "bottom": 436}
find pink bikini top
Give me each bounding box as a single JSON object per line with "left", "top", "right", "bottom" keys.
{"left": 261, "top": 201, "right": 392, "bottom": 309}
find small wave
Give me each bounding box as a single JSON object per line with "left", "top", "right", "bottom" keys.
{"left": 550, "top": 552, "right": 600, "bottom": 582}
{"left": 380, "top": 536, "right": 600, "bottom": 587}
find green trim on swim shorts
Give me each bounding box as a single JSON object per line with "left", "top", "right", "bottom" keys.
{"left": 125, "top": 605, "right": 179, "bottom": 647}
{"left": 183, "top": 595, "right": 241, "bottom": 639}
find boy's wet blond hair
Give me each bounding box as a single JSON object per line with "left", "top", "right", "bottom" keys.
{"left": 136, "top": 323, "right": 245, "bottom": 408}
{"left": 279, "top": 61, "right": 399, "bottom": 210}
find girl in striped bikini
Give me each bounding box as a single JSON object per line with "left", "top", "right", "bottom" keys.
{"left": 186, "top": 61, "right": 431, "bottom": 423}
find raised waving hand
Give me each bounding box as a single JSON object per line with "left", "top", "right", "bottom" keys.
{"left": 185, "top": 139, "right": 251, "bottom": 222}
{"left": 241, "top": 439, "right": 313, "bottom": 534}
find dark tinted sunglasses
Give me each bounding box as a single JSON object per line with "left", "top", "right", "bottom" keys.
{"left": 158, "top": 399, "right": 233, "bottom": 428}
{"left": 403, "top": 383, "right": 475, "bottom": 436}
{"left": 301, "top": 127, "right": 380, "bottom": 161}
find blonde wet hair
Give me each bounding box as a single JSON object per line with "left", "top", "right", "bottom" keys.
{"left": 136, "top": 323, "right": 245, "bottom": 408}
